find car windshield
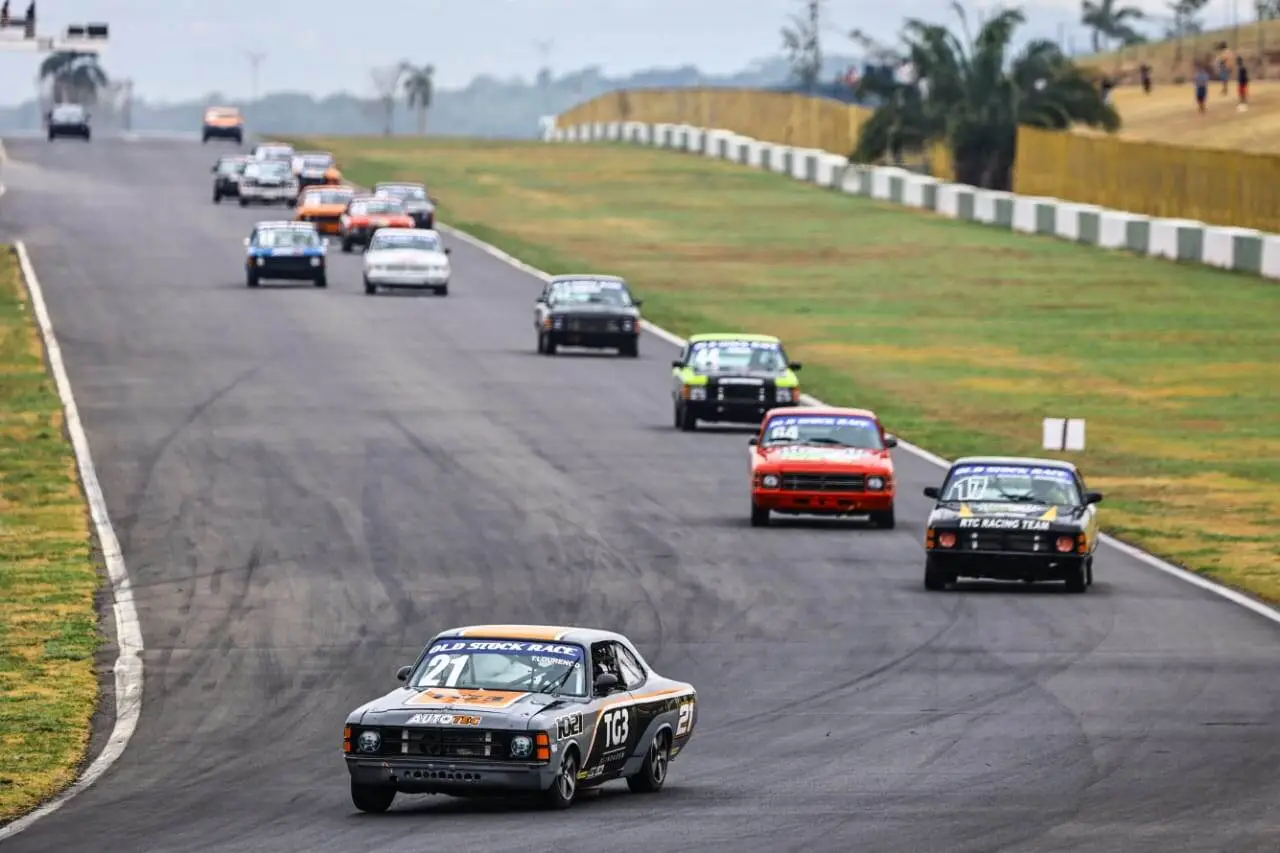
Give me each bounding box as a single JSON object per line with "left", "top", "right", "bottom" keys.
{"left": 256, "top": 228, "right": 319, "bottom": 248}
{"left": 207, "top": 109, "right": 239, "bottom": 120}
{"left": 370, "top": 232, "right": 441, "bottom": 252}
{"left": 301, "top": 156, "right": 332, "bottom": 168}
{"left": 217, "top": 159, "right": 244, "bottom": 174}
{"left": 762, "top": 413, "right": 883, "bottom": 449}
{"left": 352, "top": 200, "right": 402, "bottom": 215}
{"left": 380, "top": 185, "right": 426, "bottom": 200}
{"left": 549, "top": 279, "right": 632, "bottom": 306}
{"left": 410, "top": 638, "right": 587, "bottom": 696}
{"left": 258, "top": 146, "right": 292, "bottom": 159}
{"left": 687, "top": 339, "right": 786, "bottom": 373}
{"left": 941, "top": 464, "right": 1082, "bottom": 505}
{"left": 52, "top": 106, "right": 84, "bottom": 120}
{"left": 302, "top": 189, "right": 350, "bottom": 205}
{"left": 247, "top": 163, "right": 289, "bottom": 178}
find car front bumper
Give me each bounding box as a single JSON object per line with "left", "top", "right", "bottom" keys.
{"left": 248, "top": 258, "right": 325, "bottom": 278}
{"left": 241, "top": 187, "right": 296, "bottom": 202}
{"left": 547, "top": 329, "right": 638, "bottom": 348}
{"left": 49, "top": 124, "right": 89, "bottom": 136}
{"left": 927, "top": 548, "right": 1087, "bottom": 580}
{"left": 684, "top": 399, "right": 797, "bottom": 424}
{"left": 753, "top": 489, "right": 893, "bottom": 515}
{"left": 203, "top": 125, "right": 242, "bottom": 139}
{"left": 365, "top": 272, "right": 449, "bottom": 287}
{"left": 345, "top": 756, "right": 556, "bottom": 794}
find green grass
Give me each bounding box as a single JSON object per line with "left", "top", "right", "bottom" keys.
{"left": 0, "top": 247, "right": 101, "bottom": 821}
{"left": 291, "top": 136, "right": 1280, "bottom": 602}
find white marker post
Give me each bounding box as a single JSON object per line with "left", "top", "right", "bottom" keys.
{"left": 1043, "top": 417, "right": 1086, "bottom": 451}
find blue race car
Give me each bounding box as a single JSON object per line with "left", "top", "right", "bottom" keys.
{"left": 244, "top": 221, "right": 328, "bottom": 288}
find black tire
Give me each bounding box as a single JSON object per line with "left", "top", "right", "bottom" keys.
{"left": 870, "top": 507, "right": 896, "bottom": 529}
{"left": 246, "top": 271, "right": 259, "bottom": 288}
{"left": 47, "top": 133, "right": 54, "bottom": 142}
{"left": 750, "top": 502, "right": 770, "bottom": 527}
{"left": 313, "top": 274, "right": 327, "bottom": 288}
{"left": 542, "top": 334, "right": 557, "bottom": 355}
{"left": 543, "top": 750, "right": 578, "bottom": 809}
{"left": 677, "top": 403, "right": 697, "bottom": 431}
{"left": 342, "top": 237, "right": 354, "bottom": 253}
{"left": 363, "top": 277, "right": 376, "bottom": 295}
{"left": 619, "top": 339, "right": 638, "bottom": 358}
{"left": 536, "top": 332, "right": 546, "bottom": 354}
{"left": 202, "top": 135, "right": 209, "bottom": 144}
{"left": 213, "top": 191, "right": 221, "bottom": 204}
{"left": 83, "top": 131, "right": 91, "bottom": 141}
{"left": 924, "top": 556, "right": 953, "bottom": 591}
{"left": 627, "top": 730, "right": 671, "bottom": 793}
{"left": 436, "top": 284, "right": 448, "bottom": 296}
{"left": 239, "top": 197, "right": 249, "bottom": 207}
{"left": 1064, "top": 560, "right": 1088, "bottom": 594}
{"left": 424, "top": 216, "right": 434, "bottom": 229}
{"left": 350, "top": 780, "right": 396, "bottom": 814}
{"left": 1086, "top": 557, "right": 1094, "bottom": 586}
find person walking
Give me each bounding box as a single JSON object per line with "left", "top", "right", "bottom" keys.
{"left": 1237, "top": 55, "right": 1250, "bottom": 111}
{"left": 1140, "top": 63, "right": 1152, "bottom": 94}
{"left": 1194, "top": 63, "right": 1209, "bottom": 113}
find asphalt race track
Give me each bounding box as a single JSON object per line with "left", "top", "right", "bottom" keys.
{"left": 3, "top": 137, "right": 1280, "bottom": 853}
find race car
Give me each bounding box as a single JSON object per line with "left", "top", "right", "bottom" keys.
{"left": 243, "top": 221, "right": 327, "bottom": 288}
{"left": 748, "top": 406, "right": 897, "bottom": 528}
{"left": 292, "top": 152, "right": 343, "bottom": 190}
{"left": 211, "top": 155, "right": 250, "bottom": 203}
{"left": 47, "top": 103, "right": 90, "bottom": 141}
{"left": 535, "top": 275, "right": 642, "bottom": 357}
{"left": 252, "top": 141, "right": 295, "bottom": 163}
{"left": 922, "top": 456, "right": 1103, "bottom": 593}
{"left": 342, "top": 624, "right": 698, "bottom": 813}
{"left": 671, "top": 334, "right": 801, "bottom": 430}
{"left": 237, "top": 160, "right": 298, "bottom": 206}
{"left": 373, "top": 181, "right": 435, "bottom": 228}
{"left": 338, "top": 196, "right": 414, "bottom": 252}
{"left": 362, "top": 228, "right": 452, "bottom": 295}
{"left": 294, "top": 185, "right": 355, "bottom": 235}
{"left": 201, "top": 106, "right": 244, "bottom": 144}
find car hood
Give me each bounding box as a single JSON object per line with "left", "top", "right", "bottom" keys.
{"left": 692, "top": 368, "right": 787, "bottom": 380}
{"left": 756, "top": 445, "right": 893, "bottom": 470}
{"left": 549, "top": 303, "right": 639, "bottom": 316}
{"left": 349, "top": 686, "right": 576, "bottom": 730}
{"left": 399, "top": 198, "right": 434, "bottom": 211}
{"left": 299, "top": 204, "right": 347, "bottom": 215}
{"left": 364, "top": 249, "right": 449, "bottom": 265}
{"left": 929, "top": 501, "right": 1087, "bottom": 529}
{"left": 348, "top": 213, "right": 412, "bottom": 223}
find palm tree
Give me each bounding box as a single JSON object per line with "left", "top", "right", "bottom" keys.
{"left": 1081, "top": 0, "right": 1147, "bottom": 53}
{"left": 851, "top": 4, "right": 1119, "bottom": 191}
{"left": 38, "top": 51, "right": 109, "bottom": 105}
{"left": 402, "top": 63, "right": 435, "bottom": 135}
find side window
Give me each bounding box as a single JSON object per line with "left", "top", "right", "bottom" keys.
{"left": 614, "top": 643, "right": 646, "bottom": 689}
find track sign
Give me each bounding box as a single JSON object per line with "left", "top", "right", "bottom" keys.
{"left": 1043, "top": 418, "right": 1085, "bottom": 451}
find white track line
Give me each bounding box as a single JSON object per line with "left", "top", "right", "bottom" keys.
{"left": 0, "top": 243, "right": 143, "bottom": 840}
{"left": 438, "top": 222, "right": 1280, "bottom": 627}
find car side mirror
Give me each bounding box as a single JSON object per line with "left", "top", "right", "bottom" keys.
{"left": 536, "top": 294, "right": 546, "bottom": 303}
{"left": 923, "top": 486, "right": 941, "bottom": 499}
{"left": 444, "top": 248, "right": 451, "bottom": 255}
{"left": 789, "top": 362, "right": 803, "bottom": 371}
{"left": 632, "top": 298, "right": 643, "bottom": 307}
{"left": 884, "top": 435, "right": 898, "bottom": 448}
{"left": 593, "top": 672, "right": 619, "bottom": 694}
{"left": 396, "top": 665, "right": 412, "bottom": 682}
{"left": 748, "top": 436, "right": 758, "bottom": 446}
{"left": 671, "top": 359, "right": 683, "bottom": 368}
{"left": 1084, "top": 491, "right": 1104, "bottom": 505}
{"left": 242, "top": 237, "right": 250, "bottom": 246}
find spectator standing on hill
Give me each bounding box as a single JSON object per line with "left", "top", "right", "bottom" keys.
{"left": 1099, "top": 74, "right": 1114, "bottom": 103}
{"left": 1194, "top": 64, "right": 1209, "bottom": 113}
{"left": 1217, "top": 44, "right": 1232, "bottom": 94}
{"left": 1237, "top": 56, "right": 1250, "bottom": 110}
{"left": 1140, "top": 63, "right": 1152, "bottom": 93}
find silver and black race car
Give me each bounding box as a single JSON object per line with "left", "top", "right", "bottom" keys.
{"left": 534, "top": 275, "right": 642, "bottom": 357}
{"left": 342, "top": 624, "right": 698, "bottom": 813}
{"left": 922, "top": 455, "right": 1103, "bottom": 593}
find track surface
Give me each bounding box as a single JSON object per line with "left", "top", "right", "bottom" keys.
{"left": 3, "top": 138, "right": 1280, "bottom": 853}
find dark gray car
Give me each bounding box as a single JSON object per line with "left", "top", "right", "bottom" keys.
{"left": 342, "top": 624, "right": 698, "bottom": 813}
{"left": 47, "top": 103, "right": 90, "bottom": 141}
{"left": 534, "top": 275, "right": 643, "bottom": 357}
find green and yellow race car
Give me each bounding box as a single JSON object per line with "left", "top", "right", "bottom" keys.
{"left": 671, "top": 334, "right": 802, "bottom": 431}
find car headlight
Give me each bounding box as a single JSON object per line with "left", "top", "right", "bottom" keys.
{"left": 761, "top": 474, "right": 781, "bottom": 488}
{"left": 509, "top": 735, "right": 533, "bottom": 758}
{"left": 552, "top": 317, "right": 563, "bottom": 329}
{"left": 356, "top": 730, "right": 381, "bottom": 754}
{"left": 867, "top": 476, "right": 885, "bottom": 490}
{"left": 621, "top": 319, "right": 634, "bottom": 331}
{"left": 255, "top": 258, "right": 264, "bottom": 266}
{"left": 687, "top": 386, "right": 706, "bottom": 401}
{"left": 310, "top": 257, "right": 320, "bottom": 267}
{"left": 775, "top": 388, "right": 794, "bottom": 402}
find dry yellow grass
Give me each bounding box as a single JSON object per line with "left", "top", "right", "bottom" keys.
{"left": 1080, "top": 20, "right": 1280, "bottom": 83}
{"left": 0, "top": 247, "right": 101, "bottom": 821}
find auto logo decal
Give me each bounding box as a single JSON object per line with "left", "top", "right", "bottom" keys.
{"left": 405, "top": 713, "right": 481, "bottom": 726}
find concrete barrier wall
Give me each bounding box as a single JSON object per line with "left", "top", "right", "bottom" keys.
{"left": 544, "top": 121, "right": 1280, "bottom": 281}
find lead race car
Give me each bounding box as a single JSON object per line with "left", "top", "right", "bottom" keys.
{"left": 342, "top": 625, "right": 698, "bottom": 813}
{"left": 922, "top": 456, "right": 1103, "bottom": 593}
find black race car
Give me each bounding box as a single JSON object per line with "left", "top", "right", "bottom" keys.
{"left": 47, "top": 103, "right": 91, "bottom": 141}
{"left": 922, "top": 456, "right": 1103, "bottom": 593}
{"left": 212, "top": 156, "right": 249, "bottom": 203}
{"left": 534, "top": 275, "right": 642, "bottom": 357}
{"left": 373, "top": 182, "right": 435, "bottom": 228}
{"left": 670, "top": 335, "right": 801, "bottom": 431}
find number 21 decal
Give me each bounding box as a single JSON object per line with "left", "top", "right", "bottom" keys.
{"left": 676, "top": 701, "right": 694, "bottom": 736}
{"left": 603, "top": 708, "right": 630, "bottom": 749}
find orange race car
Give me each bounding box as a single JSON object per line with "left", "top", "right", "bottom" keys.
{"left": 338, "top": 196, "right": 414, "bottom": 252}
{"left": 748, "top": 406, "right": 898, "bottom": 529}
{"left": 201, "top": 106, "right": 243, "bottom": 144}
{"left": 294, "top": 185, "right": 355, "bottom": 235}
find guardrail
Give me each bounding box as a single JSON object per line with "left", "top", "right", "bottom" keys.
{"left": 544, "top": 120, "right": 1280, "bottom": 280}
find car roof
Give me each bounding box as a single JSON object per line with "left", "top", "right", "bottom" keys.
{"left": 767, "top": 405, "right": 879, "bottom": 420}
{"left": 949, "top": 456, "right": 1079, "bottom": 473}
{"left": 256, "top": 221, "right": 316, "bottom": 230}
{"left": 370, "top": 227, "right": 438, "bottom": 236}
{"left": 376, "top": 181, "right": 425, "bottom": 188}
{"left": 688, "top": 333, "right": 780, "bottom": 343}
{"left": 549, "top": 274, "right": 626, "bottom": 283}
{"left": 434, "top": 624, "right": 633, "bottom": 647}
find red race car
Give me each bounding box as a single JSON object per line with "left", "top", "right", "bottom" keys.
{"left": 339, "top": 196, "right": 414, "bottom": 252}
{"left": 748, "top": 406, "right": 897, "bottom": 528}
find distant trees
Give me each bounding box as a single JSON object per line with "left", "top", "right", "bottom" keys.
{"left": 402, "top": 64, "right": 435, "bottom": 135}
{"left": 39, "top": 51, "right": 108, "bottom": 106}
{"left": 781, "top": 0, "right": 825, "bottom": 91}
{"left": 368, "top": 62, "right": 435, "bottom": 136}
{"left": 1080, "top": 0, "right": 1148, "bottom": 52}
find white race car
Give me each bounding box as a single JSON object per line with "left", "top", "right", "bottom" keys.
{"left": 362, "top": 228, "right": 452, "bottom": 296}
{"left": 238, "top": 160, "right": 298, "bottom": 206}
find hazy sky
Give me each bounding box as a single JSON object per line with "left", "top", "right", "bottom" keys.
{"left": 0, "top": 0, "right": 1242, "bottom": 104}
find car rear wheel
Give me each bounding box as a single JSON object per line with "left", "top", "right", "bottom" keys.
{"left": 924, "top": 556, "right": 953, "bottom": 591}
{"left": 869, "top": 507, "right": 895, "bottom": 529}
{"left": 627, "top": 731, "right": 671, "bottom": 793}
{"left": 750, "top": 502, "right": 770, "bottom": 527}
{"left": 543, "top": 750, "right": 578, "bottom": 809}
{"left": 350, "top": 780, "right": 396, "bottom": 814}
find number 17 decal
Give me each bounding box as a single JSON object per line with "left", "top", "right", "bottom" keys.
{"left": 676, "top": 701, "right": 694, "bottom": 736}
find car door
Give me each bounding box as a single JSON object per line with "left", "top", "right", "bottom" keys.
{"left": 582, "top": 642, "right": 639, "bottom": 781}
{"left": 671, "top": 345, "right": 689, "bottom": 400}
{"left": 534, "top": 283, "right": 551, "bottom": 330}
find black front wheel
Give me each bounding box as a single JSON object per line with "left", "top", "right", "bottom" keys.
{"left": 750, "top": 502, "right": 770, "bottom": 527}
{"left": 619, "top": 338, "right": 638, "bottom": 358}
{"left": 869, "top": 507, "right": 895, "bottom": 529}
{"left": 363, "top": 277, "right": 376, "bottom": 295}
{"left": 246, "top": 272, "right": 259, "bottom": 288}
{"left": 1064, "top": 561, "right": 1088, "bottom": 594}
{"left": 924, "top": 556, "right": 953, "bottom": 591}
{"left": 350, "top": 780, "right": 396, "bottom": 814}
{"left": 342, "top": 237, "right": 354, "bottom": 253}
{"left": 239, "top": 198, "right": 249, "bottom": 208}
{"left": 313, "top": 274, "right": 327, "bottom": 288}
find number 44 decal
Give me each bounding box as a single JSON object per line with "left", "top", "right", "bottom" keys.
{"left": 603, "top": 708, "right": 630, "bottom": 748}
{"left": 676, "top": 700, "right": 694, "bottom": 736}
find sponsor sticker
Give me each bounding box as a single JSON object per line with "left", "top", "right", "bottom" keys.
{"left": 556, "top": 712, "right": 583, "bottom": 740}
{"left": 426, "top": 640, "right": 583, "bottom": 662}
{"left": 406, "top": 713, "right": 482, "bottom": 726}
{"left": 958, "top": 518, "right": 1051, "bottom": 531}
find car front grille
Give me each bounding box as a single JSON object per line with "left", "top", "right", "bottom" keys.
{"left": 564, "top": 316, "right": 622, "bottom": 333}
{"left": 781, "top": 473, "right": 867, "bottom": 492}
{"left": 959, "top": 531, "right": 1051, "bottom": 553}
{"left": 712, "top": 381, "right": 768, "bottom": 402}
{"left": 373, "top": 727, "right": 514, "bottom": 760}
{"left": 257, "top": 257, "right": 316, "bottom": 273}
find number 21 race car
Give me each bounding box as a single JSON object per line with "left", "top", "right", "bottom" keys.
{"left": 342, "top": 624, "right": 698, "bottom": 813}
